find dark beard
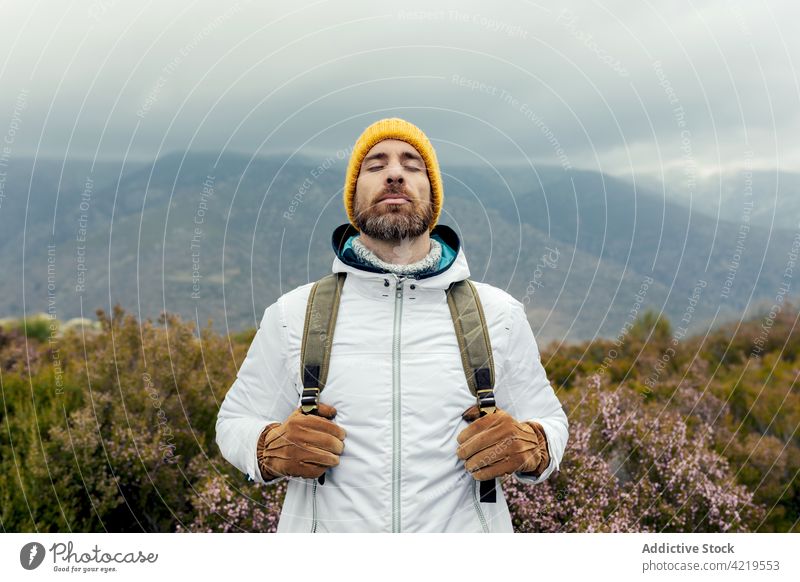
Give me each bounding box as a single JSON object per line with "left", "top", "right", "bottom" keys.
{"left": 354, "top": 196, "right": 434, "bottom": 242}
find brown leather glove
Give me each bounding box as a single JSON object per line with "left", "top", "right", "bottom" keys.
{"left": 256, "top": 403, "right": 346, "bottom": 481}
{"left": 457, "top": 405, "right": 550, "bottom": 481}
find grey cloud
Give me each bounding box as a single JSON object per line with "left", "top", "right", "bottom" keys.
{"left": 0, "top": 0, "right": 797, "bottom": 177}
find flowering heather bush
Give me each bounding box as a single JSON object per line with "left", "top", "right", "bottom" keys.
{"left": 1, "top": 305, "right": 793, "bottom": 532}
{"left": 504, "top": 383, "right": 766, "bottom": 532}
{"left": 176, "top": 458, "right": 286, "bottom": 533}
{"left": 0, "top": 306, "right": 241, "bottom": 532}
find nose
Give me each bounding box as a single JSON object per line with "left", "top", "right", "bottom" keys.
{"left": 385, "top": 163, "right": 404, "bottom": 186}
{"left": 386, "top": 173, "right": 404, "bottom": 186}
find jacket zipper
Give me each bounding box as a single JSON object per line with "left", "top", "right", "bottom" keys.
{"left": 309, "top": 273, "right": 486, "bottom": 533}
{"left": 472, "top": 480, "right": 490, "bottom": 533}
{"left": 310, "top": 479, "right": 318, "bottom": 532}
{"left": 392, "top": 275, "right": 405, "bottom": 532}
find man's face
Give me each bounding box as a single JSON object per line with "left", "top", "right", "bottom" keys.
{"left": 353, "top": 139, "right": 434, "bottom": 242}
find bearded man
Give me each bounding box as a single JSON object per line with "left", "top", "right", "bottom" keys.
{"left": 216, "top": 117, "right": 569, "bottom": 532}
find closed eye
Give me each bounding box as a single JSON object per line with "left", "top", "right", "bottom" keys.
{"left": 368, "top": 165, "right": 422, "bottom": 172}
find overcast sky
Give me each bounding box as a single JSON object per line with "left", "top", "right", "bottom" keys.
{"left": 1, "top": 0, "right": 797, "bottom": 179}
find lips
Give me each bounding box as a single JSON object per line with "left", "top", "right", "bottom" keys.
{"left": 380, "top": 196, "right": 409, "bottom": 204}
{"left": 379, "top": 193, "right": 411, "bottom": 204}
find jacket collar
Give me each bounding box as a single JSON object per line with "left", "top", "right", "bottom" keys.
{"left": 330, "top": 223, "right": 470, "bottom": 290}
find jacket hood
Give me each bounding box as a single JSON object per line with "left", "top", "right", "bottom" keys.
{"left": 330, "top": 223, "right": 470, "bottom": 290}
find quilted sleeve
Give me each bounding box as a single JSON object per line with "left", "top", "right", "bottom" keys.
{"left": 215, "top": 299, "right": 299, "bottom": 484}
{"left": 493, "top": 297, "right": 569, "bottom": 485}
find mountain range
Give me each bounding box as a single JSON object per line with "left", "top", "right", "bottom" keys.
{"left": 1, "top": 152, "right": 796, "bottom": 343}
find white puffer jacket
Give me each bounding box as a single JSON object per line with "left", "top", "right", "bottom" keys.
{"left": 215, "top": 223, "right": 569, "bottom": 532}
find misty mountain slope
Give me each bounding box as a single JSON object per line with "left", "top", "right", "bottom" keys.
{"left": 623, "top": 169, "right": 800, "bottom": 231}
{"left": 2, "top": 152, "right": 795, "bottom": 342}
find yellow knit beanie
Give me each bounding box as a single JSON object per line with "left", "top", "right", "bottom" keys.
{"left": 343, "top": 117, "right": 443, "bottom": 232}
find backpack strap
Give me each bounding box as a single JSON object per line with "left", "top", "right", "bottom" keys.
{"left": 299, "top": 272, "right": 347, "bottom": 485}
{"left": 445, "top": 278, "right": 498, "bottom": 503}
{"left": 300, "top": 272, "right": 347, "bottom": 414}
{"left": 299, "top": 273, "right": 498, "bottom": 500}
{"left": 445, "top": 279, "right": 497, "bottom": 414}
